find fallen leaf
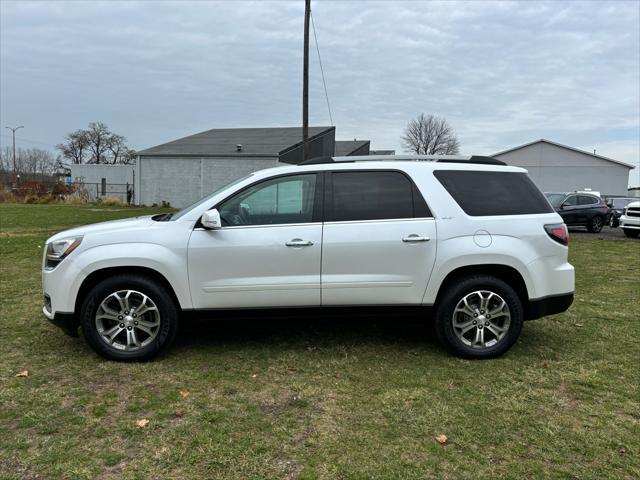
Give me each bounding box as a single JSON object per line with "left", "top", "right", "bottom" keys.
{"left": 135, "top": 418, "right": 150, "bottom": 429}
{"left": 435, "top": 434, "right": 448, "bottom": 445}
{"left": 575, "top": 323, "right": 584, "bottom": 327}
{"left": 15, "top": 370, "right": 29, "bottom": 377}
{"left": 179, "top": 389, "right": 190, "bottom": 398}
{"left": 543, "top": 363, "right": 549, "bottom": 369}
{"left": 619, "top": 447, "right": 626, "bottom": 455}
{"left": 251, "top": 373, "right": 258, "bottom": 378}
{"left": 175, "top": 410, "right": 185, "bottom": 418}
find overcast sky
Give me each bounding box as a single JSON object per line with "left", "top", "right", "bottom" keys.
{"left": 1, "top": 0, "right": 639, "bottom": 185}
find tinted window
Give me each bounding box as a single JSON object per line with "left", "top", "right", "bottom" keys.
{"left": 563, "top": 195, "right": 577, "bottom": 206}
{"left": 545, "top": 193, "right": 565, "bottom": 208}
{"left": 434, "top": 170, "right": 554, "bottom": 216}
{"left": 578, "top": 195, "right": 599, "bottom": 205}
{"left": 331, "top": 171, "right": 427, "bottom": 221}
{"left": 218, "top": 174, "right": 317, "bottom": 226}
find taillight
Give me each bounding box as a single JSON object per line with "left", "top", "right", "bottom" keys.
{"left": 544, "top": 223, "right": 568, "bottom": 246}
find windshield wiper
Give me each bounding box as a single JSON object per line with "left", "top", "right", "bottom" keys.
{"left": 152, "top": 213, "right": 174, "bottom": 222}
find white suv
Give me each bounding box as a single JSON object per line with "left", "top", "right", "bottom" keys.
{"left": 42, "top": 155, "right": 574, "bottom": 361}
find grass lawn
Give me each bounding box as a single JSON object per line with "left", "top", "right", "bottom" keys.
{"left": 0, "top": 203, "right": 638, "bottom": 479}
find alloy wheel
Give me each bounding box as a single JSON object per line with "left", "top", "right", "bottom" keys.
{"left": 95, "top": 290, "right": 161, "bottom": 351}
{"left": 451, "top": 290, "right": 511, "bottom": 349}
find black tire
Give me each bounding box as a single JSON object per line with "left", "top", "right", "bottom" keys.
{"left": 80, "top": 275, "right": 179, "bottom": 361}
{"left": 609, "top": 215, "right": 619, "bottom": 228}
{"left": 587, "top": 215, "right": 604, "bottom": 233}
{"left": 434, "top": 275, "right": 524, "bottom": 359}
{"left": 622, "top": 229, "right": 640, "bottom": 238}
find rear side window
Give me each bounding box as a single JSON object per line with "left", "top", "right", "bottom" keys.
{"left": 434, "top": 170, "right": 554, "bottom": 216}
{"left": 330, "top": 171, "right": 430, "bottom": 221}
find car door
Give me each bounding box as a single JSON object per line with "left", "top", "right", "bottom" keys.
{"left": 577, "top": 195, "right": 599, "bottom": 224}
{"left": 188, "top": 173, "right": 323, "bottom": 309}
{"left": 321, "top": 170, "right": 437, "bottom": 305}
{"left": 559, "top": 194, "right": 579, "bottom": 225}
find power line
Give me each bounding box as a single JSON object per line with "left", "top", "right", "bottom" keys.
{"left": 310, "top": 11, "right": 334, "bottom": 126}
{"left": 0, "top": 133, "right": 57, "bottom": 148}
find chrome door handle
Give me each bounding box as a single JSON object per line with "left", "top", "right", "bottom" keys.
{"left": 286, "top": 239, "right": 314, "bottom": 247}
{"left": 402, "top": 235, "right": 430, "bottom": 243}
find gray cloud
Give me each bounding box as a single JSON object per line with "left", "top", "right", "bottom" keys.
{"left": 1, "top": 0, "right": 638, "bottom": 184}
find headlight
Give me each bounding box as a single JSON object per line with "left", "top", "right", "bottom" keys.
{"left": 45, "top": 236, "right": 82, "bottom": 270}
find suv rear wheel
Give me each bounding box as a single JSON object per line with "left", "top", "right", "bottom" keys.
{"left": 80, "top": 275, "right": 179, "bottom": 361}
{"left": 435, "top": 275, "right": 523, "bottom": 359}
{"left": 587, "top": 215, "right": 604, "bottom": 233}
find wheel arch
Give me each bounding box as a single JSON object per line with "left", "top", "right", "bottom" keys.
{"left": 75, "top": 266, "right": 182, "bottom": 316}
{"left": 434, "top": 264, "right": 529, "bottom": 309}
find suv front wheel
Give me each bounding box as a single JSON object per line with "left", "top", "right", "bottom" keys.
{"left": 435, "top": 275, "right": 523, "bottom": 359}
{"left": 80, "top": 275, "right": 179, "bottom": 361}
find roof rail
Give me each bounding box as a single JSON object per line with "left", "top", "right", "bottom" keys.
{"left": 298, "top": 154, "right": 506, "bottom": 166}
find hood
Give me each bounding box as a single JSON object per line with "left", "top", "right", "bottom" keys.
{"left": 46, "top": 215, "right": 155, "bottom": 243}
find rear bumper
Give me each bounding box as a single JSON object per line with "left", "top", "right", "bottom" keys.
{"left": 525, "top": 292, "right": 574, "bottom": 320}
{"left": 42, "top": 305, "right": 79, "bottom": 337}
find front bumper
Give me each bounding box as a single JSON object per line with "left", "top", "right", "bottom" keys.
{"left": 620, "top": 213, "right": 640, "bottom": 229}
{"left": 42, "top": 304, "right": 79, "bottom": 337}
{"left": 525, "top": 292, "right": 574, "bottom": 320}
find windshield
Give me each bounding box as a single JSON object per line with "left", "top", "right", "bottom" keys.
{"left": 169, "top": 174, "right": 253, "bottom": 221}
{"left": 545, "top": 193, "right": 565, "bottom": 208}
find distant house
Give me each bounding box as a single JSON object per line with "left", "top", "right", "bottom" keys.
{"left": 493, "top": 139, "right": 635, "bottom": 196}
{"left": 135, "top": 126, "right": 335, "bottom": 207}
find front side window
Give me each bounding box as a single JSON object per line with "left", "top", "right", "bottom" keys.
{"left": 330, "top": 171, "right": 428, "bottom": 221}
{"left": 545, "top": 193, "right": 565, "bottom": 208}
{"left": 218, "top": 174, "right": 317, "bottom": 226}
{"left": 563, "top": 195, "right": 578, "bottom": 206}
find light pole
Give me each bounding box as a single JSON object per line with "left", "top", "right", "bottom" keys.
{"left": 5, "top": 125, "right": 24, "bottom": 178}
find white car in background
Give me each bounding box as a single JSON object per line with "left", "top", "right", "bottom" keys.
{"left": 42, "top": 155, "right": 575, "bottom": 361}
{"left": 619, "top": 201, "right": 640, "bottom": 238}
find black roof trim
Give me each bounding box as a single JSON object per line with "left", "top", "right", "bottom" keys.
{"left": 298, "top": 155, "right": 506, "bottom": 166}
{"left": 444, "top": 156, "right": 506, "bottom": 166}
{"left": 299, "top": 156, "right": 345, "bottom": 165}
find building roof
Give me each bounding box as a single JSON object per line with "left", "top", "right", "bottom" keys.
{"left": 137, "top": 126, "right": 334, "bottom": 157}
{"left": 334, "top": 140, "right": 370, "bottom": 156}
{"left": 493, "top": 139, "right": 635, "bottom": 169}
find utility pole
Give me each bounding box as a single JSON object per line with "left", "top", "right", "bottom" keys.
{"left": 5, "top": 125, "right": 24, "bottom": 179}
{"left": 302, "top": 0, "right": 310, "bottom": 161}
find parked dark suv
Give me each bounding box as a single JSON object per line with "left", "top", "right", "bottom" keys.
{"left": 545, "top": 192, "right": 609, "bottom": 233}
{"left": 605, "top": 197, "right": 636, "bottom": 227}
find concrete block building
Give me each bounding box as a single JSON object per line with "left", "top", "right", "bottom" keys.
{"left": 135, "top": 126, "right": 336, "bottom": 207}
{"left": 493, "top": 139, "right": 635, "bottom": 196}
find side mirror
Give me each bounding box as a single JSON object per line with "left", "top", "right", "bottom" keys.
{"left": 201, "top": 209, "right": 222, "bottom": 229}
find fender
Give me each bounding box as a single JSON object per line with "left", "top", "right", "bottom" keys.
{"left": 422, "top": 235, "right": 537, "bottom": 305}
{"left": 69, "top": 243, "right": 192, "bottom": 310}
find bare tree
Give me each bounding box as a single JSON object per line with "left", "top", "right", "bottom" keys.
{"left": 86, "top": 121, "right": 111, "bottom": 163}
{"left": 57, "top": 130, "right": 89, "bottom": 164}
{"left": 0, "top": 146, "right": 12, "bottom": 172}
{"left": 402, "top": 113, "right": 460, "bottom": 155}
{"left": 57, "top": 122, "right": 135, "bottom": 164}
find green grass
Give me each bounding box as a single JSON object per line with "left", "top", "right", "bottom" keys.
{"left": 0, "top": 203, "right": 638, "bottom": 479}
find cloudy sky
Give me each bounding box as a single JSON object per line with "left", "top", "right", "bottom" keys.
{"left": 1, "top": 0, "right": 639, "bottom": 185}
